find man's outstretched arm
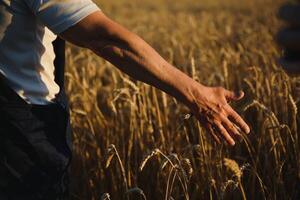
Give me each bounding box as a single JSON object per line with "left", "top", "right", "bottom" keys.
{"left": 60, "top": 11, "right": 250, "bottom": 146}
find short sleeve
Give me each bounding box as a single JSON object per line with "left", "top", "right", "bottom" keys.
{"left": 27, "top": 0, "right": 101, "bottom": 34}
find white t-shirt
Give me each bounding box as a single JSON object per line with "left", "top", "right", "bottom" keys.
{"left": 0, "top": 0, "right": 100, "bottom": 104}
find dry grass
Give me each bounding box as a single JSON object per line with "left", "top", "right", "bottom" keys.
{"left": 65, "top": 0, "right": 300, "bottom": 199}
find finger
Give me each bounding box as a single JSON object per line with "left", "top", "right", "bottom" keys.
{"left": 204, "top": 123, "right": 221, "bottom": 144}
{"left": 224, "top": 90, "right": 244, "bottom": 101}
{"left": 278, "top": 4, "right": 300, "bottom": 27}
{"left": 215, "top": 122, "right": 235, "bottom": 146}
{"left": 228, "top": 108, "right": 250, "bottom": 134}
{"left": 221, "top": 116, "right": 242, "bottom": 137}
{"left": 277, "top": 29, "right": 300, "bottom": 51}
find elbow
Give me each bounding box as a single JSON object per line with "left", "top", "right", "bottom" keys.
{"left": 88, "top": 37, "right": 128, "bottom": 59}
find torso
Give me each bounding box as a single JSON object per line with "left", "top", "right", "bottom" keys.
{"left": 0, "top": 0, "right": 60, "bottom": 104}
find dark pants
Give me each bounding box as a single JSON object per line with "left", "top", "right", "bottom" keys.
{"left": 0, "top": 81, "right": 72, "bottom": 199}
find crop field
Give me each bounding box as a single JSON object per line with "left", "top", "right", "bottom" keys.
{"left": 65, "top": 0, "right": 299, "bottom": 199}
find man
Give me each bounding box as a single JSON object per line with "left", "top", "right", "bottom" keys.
{"left": 277, "top": 2, "right": 300, "bottom": 74}
{"left": 0, "top": 0, "right": 250, "bottom": 199}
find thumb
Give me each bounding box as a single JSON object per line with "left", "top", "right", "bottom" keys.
{"left": 225, "top": 90, "right": 244, "bottom": 101}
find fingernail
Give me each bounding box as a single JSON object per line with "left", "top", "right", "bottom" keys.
{"left": 235, "top": 90, "right": 244, "bottom": 98}
{"left": 246, "top": 127, "right": 251, "bottom": 134}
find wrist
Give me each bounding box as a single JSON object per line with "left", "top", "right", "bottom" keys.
{"left": 179, "top": 77, "right": 207, "bottom": 110}
{"left": 163, "top": 62, "right": 208, "bottom": 109}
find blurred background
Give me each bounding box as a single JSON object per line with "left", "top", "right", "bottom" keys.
{"left": 66, "top": 0, "right": 300, "bottom": 199}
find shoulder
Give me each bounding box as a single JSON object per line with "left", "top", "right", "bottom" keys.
{"left": 26, "top": 0, "right": 100, "bottom": 34}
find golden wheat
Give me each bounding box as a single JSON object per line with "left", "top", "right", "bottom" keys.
{"left": 66, "top": 0, "right": 299, "bottom": 199}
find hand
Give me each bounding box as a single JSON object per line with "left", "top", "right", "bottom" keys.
{"left": 189, "top": 85, "right": 250, "bottom": 146}
{"left": 277, "top": 3, "right": 300, "bottom": 74}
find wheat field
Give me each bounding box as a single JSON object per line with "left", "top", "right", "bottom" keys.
{"left": 65, "top": 0, "right": 300, "bottom": 199}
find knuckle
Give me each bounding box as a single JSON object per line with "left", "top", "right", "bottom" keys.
{"left": 212, "top": 120, "right": 219, "bottom": 126}
{"left": 220, "top": 127, "right": 227, "bottom": 133}
{"left": 216, "top": 103, "right": 223, "bottom": 109}
{"left": 215, "top": 104, "right": 227, "bottom": 115}
{"left": 213, "top": 86, "right": 224, "bottom": 94}
{"left": 226, "top": 123, "right": 238, "bottom": 134}
{"left": 233, "top": 113, "right": 241, "bottom": 121}
{"left": 228, "top": 124, "right": 235, "bottom": 131}
{"left": 221, "top": 109, "right": 229, "bottom": 117}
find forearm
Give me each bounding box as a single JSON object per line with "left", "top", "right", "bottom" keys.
{"left": 90, "top": 30, "right": 203, "bottom": 108}
{"left": 60, "top": 11, "right": 201, "bottom": 108}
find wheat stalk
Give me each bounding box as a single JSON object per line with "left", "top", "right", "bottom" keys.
{"left": 139, "top": 149, "right": 159, "bottom": 171}
{"left": 101, "top": 193, "right": 111, "bottom": 200}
